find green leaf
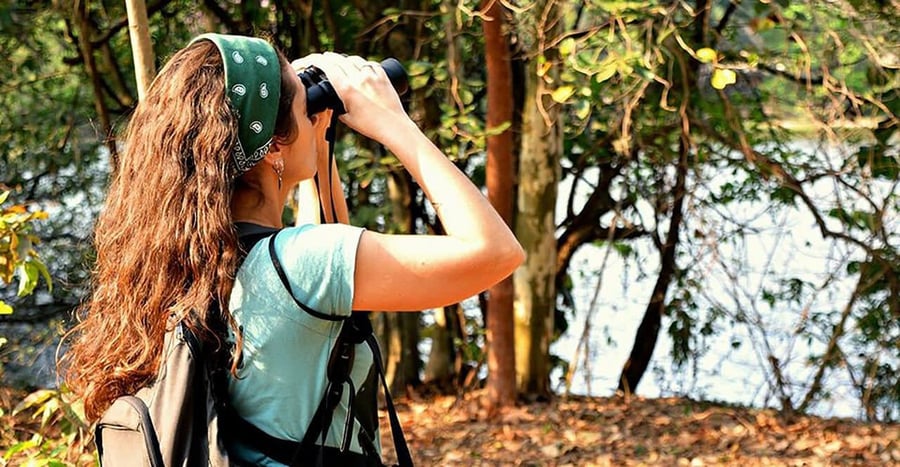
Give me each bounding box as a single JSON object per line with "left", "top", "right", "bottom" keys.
{"left": 711, "top": 68, "right": 737, "bottom": 89}
{"left": 35, "top": 259, "right": 52, "bottom": 293}
{"left": 406, "top": 60, "right": 433, "bottom": 76}
{"left": 575, "top": 100, "right": 591, "bottom": 120}
{"left": 3, "top": 439, "right": 39, "bottom": 459}
{"left": 16, "top": 261, "right": 39, "bottom": 297}
{"left": 551, "top": 85, "right": 576, "bottom": 103}
{"left": 696, "top": 48, "right": 717, "bottom": 63}
{"left": 595, "top": 57, "right": 618, "bottom": 83}
{"left": 0, "top": 300, "right": 11, "bottom": 315}
{"left": 13, "top": 389, "right": 56, "bottom": 416}
{"left": 559, "top": 37, "right": 576, "bottom": 56}
{"left": 409, "top": 74, "right": 430, "bottom": 90}
{"left": 0, "top": 191, "right": 8, "bottom": 205}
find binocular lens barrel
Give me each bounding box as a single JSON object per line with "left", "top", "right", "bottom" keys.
{"left": 300, "top": 58, "right": 409, "bottom": 117}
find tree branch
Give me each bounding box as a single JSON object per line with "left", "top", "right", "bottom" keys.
{"left": 715, "top": 0, "right": 740, "bottom": 35}
{"left": 91, "top": 0, "right": 172, "bottom": 46}
{"left": 758, "top": 62, "right": 824, "bottom": 86}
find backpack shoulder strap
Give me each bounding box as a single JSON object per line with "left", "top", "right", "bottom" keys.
{"left": 235, "top": 222, "right": 280, "bottom": 258}
{"left": 266, "top": 230, "right": 348, "bottom": 322}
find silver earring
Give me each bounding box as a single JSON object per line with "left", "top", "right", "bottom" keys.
{"left": 274, "top": 159, "right": 284, "bottom": 190}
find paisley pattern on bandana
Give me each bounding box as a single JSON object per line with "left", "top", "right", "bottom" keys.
{"left": 189, "top": 33, "right": 281, "bottom": 175}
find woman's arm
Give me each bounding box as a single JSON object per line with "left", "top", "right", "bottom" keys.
{"left": 301, "top": 53, "right": 525, "bottom": 312}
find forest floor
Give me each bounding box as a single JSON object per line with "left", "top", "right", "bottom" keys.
{"left": 2, "top": 387, "right": 898, "bottom": 466}
{"left": 380, "top": 390, "right": 899, "bottom": 467}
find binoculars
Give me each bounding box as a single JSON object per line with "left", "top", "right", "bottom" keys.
{"left": 298, "top": 58, "right": 409, "bottom": 117}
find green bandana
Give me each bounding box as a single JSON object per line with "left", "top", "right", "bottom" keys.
{"left": 189, "top": 33, "right": 282, "bottom": 174}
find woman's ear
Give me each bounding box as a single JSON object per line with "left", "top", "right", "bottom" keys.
{"left": 262, "top": 150, "right": 282, "bottom": 168}
{"left": 268, "top": 139, "right": 286, "bottom": 156}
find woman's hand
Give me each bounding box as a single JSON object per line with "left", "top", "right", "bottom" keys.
{"left": 291, "top": 53, "right": 409, "bottom": 144}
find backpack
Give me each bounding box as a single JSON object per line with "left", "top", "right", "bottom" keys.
{"left": 93, "top": 226, "right": 413, "bottom": 467}
{"left": 94, "top": 318, "right": 230, "bottom": 466}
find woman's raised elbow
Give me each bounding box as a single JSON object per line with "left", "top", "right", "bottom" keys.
{"left": 494, "top": 238, "right": 526, "bottom": 277}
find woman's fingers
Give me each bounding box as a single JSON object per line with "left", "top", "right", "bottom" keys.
{"left": 291, "top": 52, "right": 408, "bottom": 141}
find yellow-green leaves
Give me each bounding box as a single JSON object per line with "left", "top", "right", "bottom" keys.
{"left": 559, "top": 37, "right": 577, "bottom": 57}
{"left": 551, "top": 85, "right": 576, "bottom": 103}
{"left": 711, "top": 69, "right": 738, "bottom": 89}
{"left": 696, "top": 48, "right": 717, "bottom": 64}
{"left": 595, "top": 56, "right": 618, "bottom": 83}
{"left": 691, "top": 46, "right": 738, "bottom": 89}
{"left": 0, "top": 191, "right": 52, "bottom": 314}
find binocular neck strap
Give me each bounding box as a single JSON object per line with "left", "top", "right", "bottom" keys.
{"left": 316, "top": 113, "right": 341, "bottom": 224}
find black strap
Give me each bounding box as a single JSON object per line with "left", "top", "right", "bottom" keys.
{"left": 365, "top": 333, "right": 413, "bottom": 467}
{"left": 235, "top": 221, "right": 280, "bottom": 259}
{"left": 317, "top": 112, "right": 413, "bottom": 466}
{"left": 267, "top": 232, "right": 347, "bottom": 322}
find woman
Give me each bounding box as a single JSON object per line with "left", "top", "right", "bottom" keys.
{"left": 61, "top": 34, "right": 524, "bottom": 465}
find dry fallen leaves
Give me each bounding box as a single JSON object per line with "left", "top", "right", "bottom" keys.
{"left": 380, "top": 390, "right": 899, "bottom": 467}
{"left": 2, "top": 386, "right": 896, "bottom": 466}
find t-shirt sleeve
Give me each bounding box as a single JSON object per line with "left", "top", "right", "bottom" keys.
{"left": 272, "top": 223, "right": 364, "bottom": 318}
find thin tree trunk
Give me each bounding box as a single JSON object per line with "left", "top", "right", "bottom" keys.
{"left": 617, "top": 138, "right": 688, "bottom": 395}
{"left": 482, "top": 0, "right": 517, "bottom": 409}
{"left": 73, "top": 0, "right": 117, "bottom": 165}
{"left": 513, "top": 0, "right": 561, "bottom": 399}
{"left": 423, "top": 304, "right": 460, "bottom": 388}
{"left": 616, "top": 0, "right": 708, "bottom": 397}
{"left": 125, "top": 0, "right": 156, "bottom": 101}
{"left": 384, "top": 170, "right": 421, "bottom": 394}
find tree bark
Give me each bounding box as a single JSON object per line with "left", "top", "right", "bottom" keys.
{"left": 482, "top": 0, "right": 517, "bottom": 409}
{"left": 513, "top": 0, "right": 562, "bottom": 399}
{"left": 616, "top": 0, "right": 708, "bottom": 396}
{"left": 124, "top": 0, "right": 156, "bottom": 101}
{"left": 423, "top": 304, "right": 462, "bottom": 388}
{"left": 73, "top": 0, "right": 117, "bottom": 165}
{"left": 383, "top": 170, "right": 421, "bottom": 394}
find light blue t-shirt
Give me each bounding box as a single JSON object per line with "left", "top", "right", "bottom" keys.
{"left": 227, "top": 223, "right": 378, "bottom": 465}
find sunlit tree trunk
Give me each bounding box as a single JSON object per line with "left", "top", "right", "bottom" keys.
{"left": 513, "top": 0, "right": 561, "bottom": 399}
{"left": 482, "top": 0, "right": 517, "bottom": 408}
{"left": 124, "top": 0, "right": 155, "bottom": 101}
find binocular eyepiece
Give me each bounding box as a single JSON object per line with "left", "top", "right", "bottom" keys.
{"left": 298, "top": 58, "right": 409, "bottom": 117}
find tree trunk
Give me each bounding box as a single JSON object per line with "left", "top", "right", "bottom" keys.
{"left": 73, "top": 0, "right": 117, "bottom": 165}
{"left": 482, "top": 0, "right": 517, "bottom": 408}
{"left": 616, "top": 0, "right": 708, "bottom": 397}
{"left": 617, "top": 138, "right": 689, "bottom": 395}
{"left": 513, "top": 0, "right": 562, "bottom": 399}
{"left": 423, "top": 304, "right": 462, "bottom": 389}
{"left": 382, "top": 170, "right": 421, "bottom": 394}
{"left": 124, "top": 0, "right": 156, "bottom": 101}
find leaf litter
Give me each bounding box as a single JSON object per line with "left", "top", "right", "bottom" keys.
{"left": 379, "top": 390, "right": 899, "bottom": 467}
{"left": 2, "top": 387, "right": 897, "bottom": 466}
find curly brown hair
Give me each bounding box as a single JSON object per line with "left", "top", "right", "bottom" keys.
{"left": 60, "top": 39, "right": 298, "bottom": 422}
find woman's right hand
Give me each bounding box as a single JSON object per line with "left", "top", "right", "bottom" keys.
{"left": 291, "top": 53, "right": 410, "bottom": 144}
